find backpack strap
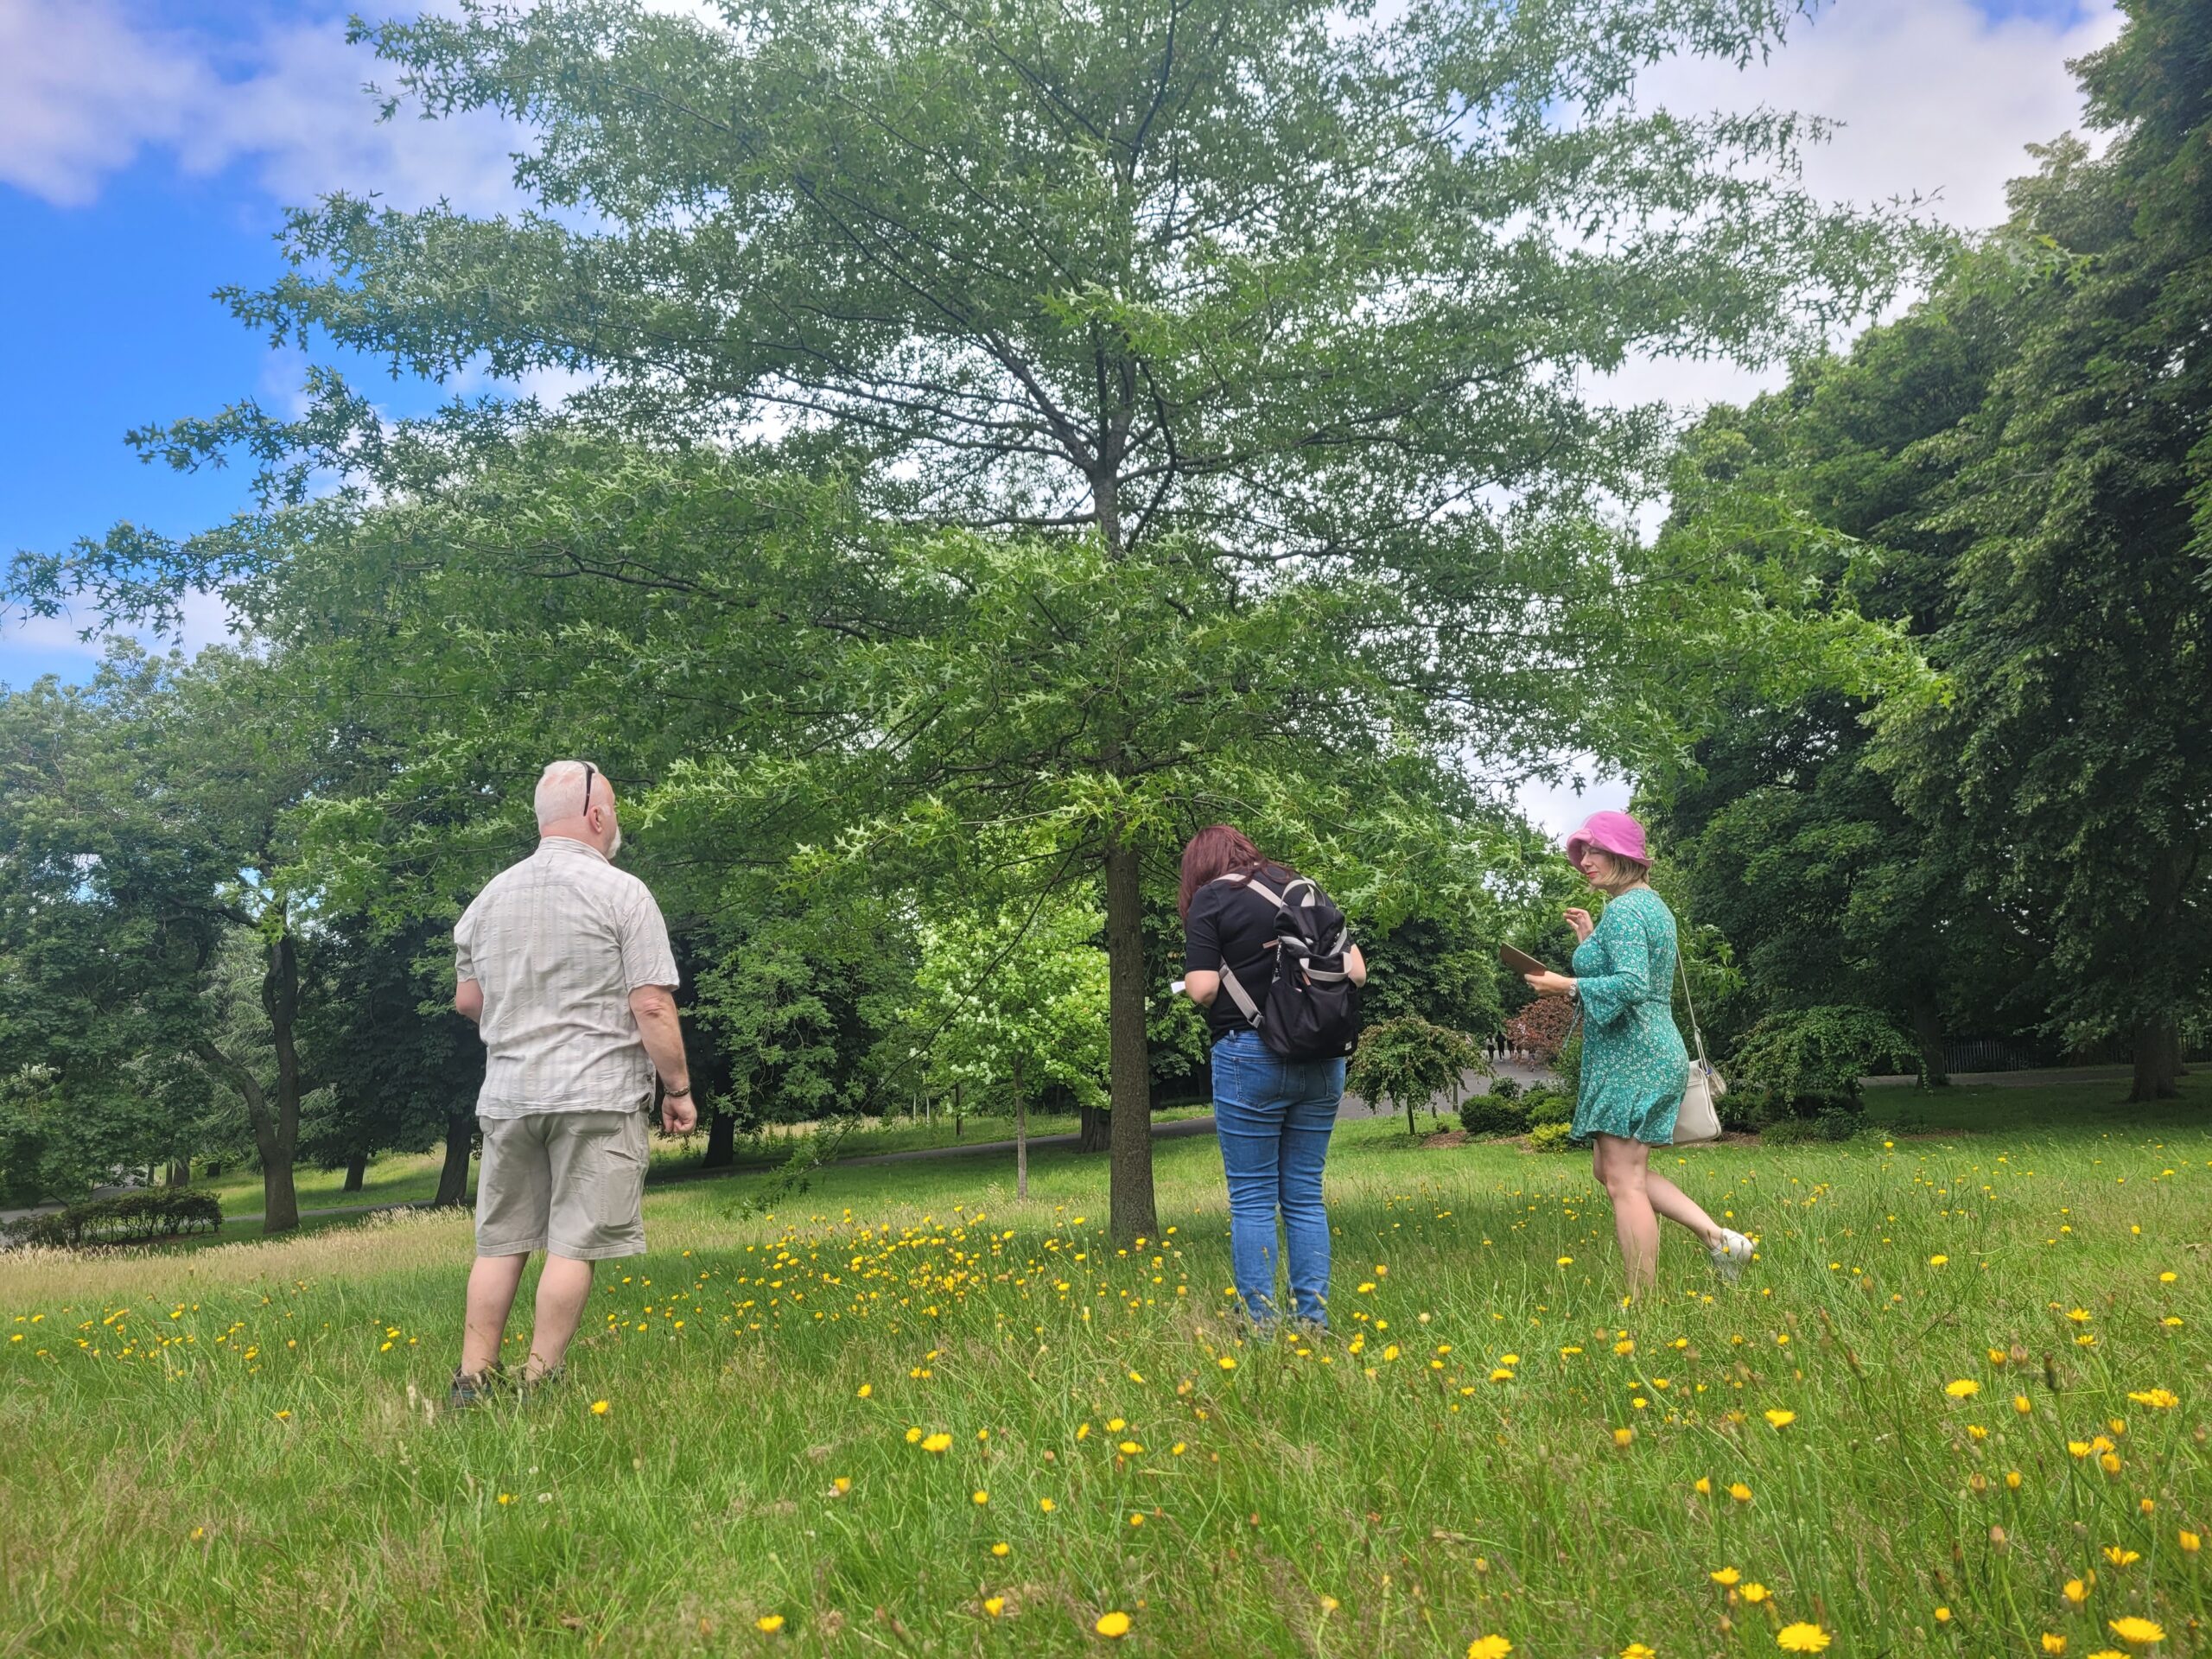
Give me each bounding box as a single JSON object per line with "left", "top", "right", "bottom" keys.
{"left": 1212, "top": 872, "right": 1287, "bottom": 1031}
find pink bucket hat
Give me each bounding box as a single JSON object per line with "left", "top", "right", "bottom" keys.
{"left": 1564, "top": 810, "right": 1649, "bottom": 868}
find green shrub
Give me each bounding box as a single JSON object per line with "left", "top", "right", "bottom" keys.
{"left": 1815, "top": 1109, "right": 1863, "bottom": 1142}
{"left": 1529, "top": 1122, "right": 1574, "bottom": 1154}
{"left": 1554, "top": 1028, "right": 1582, "bottom": 1099}
{"left": 1522, "top": 1088, "right": 1573, "bottom": 1128}
{"left": 1, "top": 1188, "right": 223, "bottom": 1249}
{"left": 1727, "top": 1005, "right": 1918, "bottom": 1098}
{"left": 1458, "top": 1094, "right": 1529, "bottom": 1137}
{"left": 1488, "top": 1077, "right": 1522, "bottom": 1103}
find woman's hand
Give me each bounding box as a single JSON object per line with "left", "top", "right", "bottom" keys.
{"left": 1523, "top": 969, "right": 1578, "bottom": 998}
{"left": 1564, "top": 906, "right": 1594, "bottom": 944}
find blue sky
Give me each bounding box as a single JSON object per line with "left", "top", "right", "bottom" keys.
{"left": 0, "top": 0, "right": 2119, "bottom": 823}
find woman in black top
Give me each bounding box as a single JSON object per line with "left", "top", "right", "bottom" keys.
{"left": 1180, "top": 824, "right": 1366, "bottom": 1328}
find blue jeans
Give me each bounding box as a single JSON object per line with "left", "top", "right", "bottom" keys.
{"left": 1210, "top": 1029, "right": 1345, "bottom": 1325}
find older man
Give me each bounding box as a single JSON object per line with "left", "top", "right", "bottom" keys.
{"left": 448, "top": 760, "right": 698, "bottom": 1406}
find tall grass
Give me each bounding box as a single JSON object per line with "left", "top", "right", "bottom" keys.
{"left": 3, "top": 1093, "right": 2207, "bottom": 1656}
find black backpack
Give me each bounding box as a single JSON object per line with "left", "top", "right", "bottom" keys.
{"left": 1213, "top": 871, "right": 1363, "bottom": 1059}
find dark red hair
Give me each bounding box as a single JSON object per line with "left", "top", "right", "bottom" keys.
{"left": 1179, "top": 824, "right": 1267, "bottom": 917}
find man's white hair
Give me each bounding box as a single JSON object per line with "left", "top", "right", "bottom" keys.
{"left": 535, "top": 760, "right": 597, "bottom": 828}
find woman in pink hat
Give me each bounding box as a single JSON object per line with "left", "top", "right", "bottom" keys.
{"left": 1522, "top": 810, "right": 1752, "bottom": 1294}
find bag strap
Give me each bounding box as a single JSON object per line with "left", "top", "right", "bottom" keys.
{"left": 1675, "top": 934, "right": 1713, "bottom": 1072}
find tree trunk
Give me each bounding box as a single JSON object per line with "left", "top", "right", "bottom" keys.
{"left": 257, "top": 925, "right": 305, "bottom": 1234}
{"left": 435, "top": 1106, "right": 474, "bottom": 1207}
{"left": 2129, "top": 1015, "right": 2181, "bottom": 1102}
{"left": 1908, "top": 992, "right": 1949, "bottom": 1087}
{"left": 1077, "top": 1103, "right": 1109, "bottom": 1152}
{"left": 342, "top": 1152, "right": 368, "bottom": 1194}
{"left": 1014, "top": 1055, "right": 1027, "bottom": 1200}
{"left": 702, "top": 1106, "right": 737, "bottom": 1169}
{"left": 166, "top": 1160, "right": 189, "bottom": 1187}
{"left": 1103, "top": 837, "right": 1157, "bottom": 1243}
{"left": 954, "top": 1080, "right": 963, "bottom": 1142}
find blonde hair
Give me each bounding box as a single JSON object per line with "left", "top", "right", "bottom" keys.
{"left": 1585, "top": 850, "right": 1649, "bottom": 897}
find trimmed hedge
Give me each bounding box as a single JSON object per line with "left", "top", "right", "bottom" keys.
{"left": 1459, "top": 1093, "right": 1529, "bottom": 1137}
{"left": 1521, "top": 1086, "right": 1573, "bottom": 1128}
{"left": 3, "top": 1188, "right": 223, "bottom": 1249}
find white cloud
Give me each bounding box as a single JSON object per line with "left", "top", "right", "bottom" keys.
{"left": 1590, "top": 0, "right": 2123, "bottom": 425}
{"left": 0, "top": 0, "right": 525, "bottom": 213}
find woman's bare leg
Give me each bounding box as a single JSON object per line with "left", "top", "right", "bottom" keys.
{"left": 1592, "top": 1135, "right": 1659, "bottom": 1298}
{"left": 1644, "top": 1171, "right": 1723, "bottom": 1247}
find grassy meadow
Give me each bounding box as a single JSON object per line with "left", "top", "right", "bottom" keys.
{"left": 3, "top": 1080, "right": 2209, "bottom": 1657}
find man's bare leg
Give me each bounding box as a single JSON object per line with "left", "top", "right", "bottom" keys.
{"left": 462, "top": 1253, "right": 529, "bottom": 1377}
{"left": 524, "top": 1255, "right": 595, "bottom": 1381}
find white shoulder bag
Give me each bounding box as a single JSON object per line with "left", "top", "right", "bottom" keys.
{"left": 1672, "top": 943, "right": 1726, "bottom": 1146}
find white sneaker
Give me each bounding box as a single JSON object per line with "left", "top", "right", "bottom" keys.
{"left": 1708, "top": 1229, "right": 1753, "bottom": 1282}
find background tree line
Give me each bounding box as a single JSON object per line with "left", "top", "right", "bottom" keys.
{"left": 3, "top": 0, "right": 2203, "bottom": 1229}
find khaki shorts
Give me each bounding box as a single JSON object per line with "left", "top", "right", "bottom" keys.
{"left": 475, "top": 1109, "right": 649, "bottom": 1261}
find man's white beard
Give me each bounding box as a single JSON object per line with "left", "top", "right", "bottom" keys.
{"left": 607, "top": 823, "right": 623, "bottom": 861}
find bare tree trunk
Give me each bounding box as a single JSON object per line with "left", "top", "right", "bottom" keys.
{"left": 702, "top": 1106, "right": 737, "bottom": 1169}
{"left": 1908, "top": 992, "right": 1949, "bottom": 1087}
{"left": 1077, "top": 1103, "right": 1109, "bottom": 1152}
{"left": 2130, "top": 1015, "right": 2181, "bottom": 1103}
{"left": 954, "top": 1080, "right": 963, "bottom": 1142}
{"left": 435, "top": 1106, "right": 474, "bottom": 1207}
{"left": 342, "top": 1152, "right": 368, "bottom": 1194}
{"left": 166, "top": 1161, "right": 189, "bottom": 1187}
{"left": 1103, "top": 837, "right": 1158, "bottom": 1243}
{"left": 1014, "top": 1055, "right": 1027, "bottom": 1200}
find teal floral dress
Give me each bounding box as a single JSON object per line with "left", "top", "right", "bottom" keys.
{"left": 1569, "top": 888, "right": 1689, "bottom": 1146}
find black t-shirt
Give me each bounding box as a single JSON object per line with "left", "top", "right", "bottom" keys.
{"left": 1183, "top": 863, "right": 1300, "bottom": 1043}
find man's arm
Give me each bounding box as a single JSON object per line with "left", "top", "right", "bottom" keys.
{"left": 627, "top": 984, "right": 697, "bottom": 1133}
{"left": 454, "top": 979, "right": 485, "bottom": 1023}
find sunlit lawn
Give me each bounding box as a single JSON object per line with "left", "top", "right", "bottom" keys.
{"left": 3, "top": 1079, "right": 2207, "bottom": 1656}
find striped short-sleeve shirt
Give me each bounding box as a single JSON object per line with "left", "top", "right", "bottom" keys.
{"left": 454, "top": 836, "right": 681, "bottom": 1117}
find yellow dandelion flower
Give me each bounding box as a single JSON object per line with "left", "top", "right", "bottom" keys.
{"left": 1929, "top": 1255, "right": 1948, "bottom": 1266}
{"left": 1711, "top": 1567, "right": 1740, "bottom": 1586}
{"left": 1128, "top": 1512, "right": 1144, "bottom": 1527}
{"left": 755, "top": 1614, "right": 785, "bottom": 1633}
{"left": 856, "top": 1383, "right": 873, "bottom": 1398}
{"left": 982, "top": 1597, "right": 1004, "bottom": 1617}
{"left": 1729, "top": 1483, "right": 1753, "bottom": 1503}
{"left": 1933, "top": 1606, "right": 1950, "bottom": 1623}
{"left": 921, "top": 1432, "right": 952, "bottom": 1454}
{"left": 1694, "top": 1478, "right": 1713, "bottom": 1496}
{"left": 1613, "top": 1427, "right": 1635, "bottom": 1446}
{"left": 2064, "top": 1580, "right": 2089, "bottom": 1605}
{"left": 1466, "top": 1638, "right": 1512, "bottom": 1659}
{"left": 2126, "top": 1389, "right": 2177, "bottom": 1410}
{"left": 2107, "top": 1618, "right": 2164, "bottom": 1647}
{"left": 1117, "top": 1440, "right": 1141, "bottom": 1455}
{"left": 1096, "top": 1611, "right": 1131, "bottom": 1638}
{"left": 1039, "top": 1497, "right": 1056, "bottom": 1513}
{"left": 590, "top": 1400, "right": 610, "bottom": 1415}
{"left": 1219, "top": 1357, "right": 1237, "bottom": 1371}
{"left": 2178, "top": 1529, "right": 2199, "bottom": 1553}
{"left": 1741, "top": 1583, "right": 1770, "bottom": 1604}
{"left": 1764, "top": 1410, "right": 1796, "bottom": 1428}
{"left": 833, "top": 1478, "right": 852, "bottom": 1495}
{"left": 2043, "top": 1637, "right": 2068, "bottom": 1656}
{"left": 1622, "top": 1646, "right": 1656, "bottom": 1659}
{"left": 971, "top": 1490, "right": 988, "bottom": 1505}
{"left": 2015, "top": 1394, "right": 2033, "bottom": 1414}
{"left": 905, "top": 1427, "right": 924, "bottom": 1444}
{"left": 991, "top": 1541, "right": 1009, "bottom": 1557}
{"left": 1945, "top": 1379, "right": 1980, "bottom": 1399}
{"left": 2103, "top": 1547, "right": 2139, "bottom": 1567}
{"left": 1776, "top": 1624, "right": 1831, "bottom": 1653}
